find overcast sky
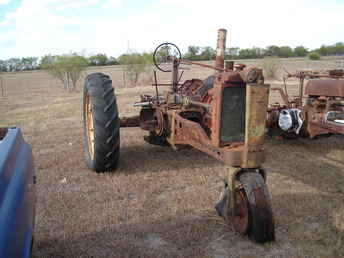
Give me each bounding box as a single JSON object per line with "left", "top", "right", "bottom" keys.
{"left": 0, "top": 0, "right": 343, "bottom": 59}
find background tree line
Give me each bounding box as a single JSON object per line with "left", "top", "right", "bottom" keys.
{"left": 1, "top": 42, "right": 344, "bottom": 73}
{"left": 40, "top": 52, "right": 154, "bottom": 90}
{"left": 184, "top": 42, "right": 344, "bottom": 60}
{"left": 0, "top": 53, "right": 119, "bottom": 72}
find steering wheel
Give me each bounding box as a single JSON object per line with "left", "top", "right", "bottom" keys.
{"left": 153, "top": 42, "right": 182, "bottom": 72}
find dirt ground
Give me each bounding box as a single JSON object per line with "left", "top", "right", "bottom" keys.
{"left": 0, "top": 59, "right": 344, "bottom": 257}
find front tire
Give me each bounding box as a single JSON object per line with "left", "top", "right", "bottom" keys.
{"left": 82, "top": 73, "right": 120, "bottom": 172}
{"left": 237, "top": 172, "right": 275, "bottom": 243}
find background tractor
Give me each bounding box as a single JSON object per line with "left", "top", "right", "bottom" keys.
{"left": 267, "top": 69, "right": 344, "bottom": 138}
{"left": 82, "top": 29, "right": 275, "bottom": 243}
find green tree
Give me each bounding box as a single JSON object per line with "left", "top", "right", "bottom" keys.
{"left": 108, "top": 56, "right": 119, "bottom": 65}
{"left": 7, "top": 58, "right": 21, "bottom": 71}
{"left": 184, "top": 46, "right": 201, "bottom": 60}
{"left": 199, "top": 46, "right": 215, "bottom": 60}
{"left": 294, "top": 46, "right": 308, "bottom": 57}
{"left": 238, "top": 47, "right": 264, "bottom": 59}
{"left": 265, "top": 45, "right": 280, "bottom": 57}
{"left": 253, "top": 47, "right": 265, "bottom": 58}
{"left": 315, "top": 42, "right": 344, "bottom": 56}
{"left": 278, "top": 46, "right": 293, "bottom": 57}
{"left": 41, "top": 54, "right": 88, "bottom": 91}
{"left": 308, "top": 52, "right": 320, "bottom": 60}
{"left": 0, "top": 60, "right": 8, "bottom": 72}
{"left": 154, "top": 44, "right": 171, "bottom": 64}
{"left": 316, "top": 45, "right": 328, "bottom": 56}
{"left": 239, "top": 48, "right": 256, "bottom": 59}
{"left": 327, "top": 45, "right": 337, "bottom": 55}
{"left": 225, "top": 47, "right": 240, "bottom": 59}
{"left": 89, "top": 53, "right": 109, "bottom": 66}
{"left": 334, "top": 42, "right": 344, "bottom": 55}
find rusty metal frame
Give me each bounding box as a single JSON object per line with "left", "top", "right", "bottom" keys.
{"left": 119, "top": 31, "right": 270, "bottom": 169}
{"left": 162, "top": 81, "right": 269, "bottom": 168}
{"left": 268, "top": 69, "right": 344, "bottom": 138}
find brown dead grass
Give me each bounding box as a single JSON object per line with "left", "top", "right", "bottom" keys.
{"left": 0, "top": 59, "right": 343, "bottom": 257}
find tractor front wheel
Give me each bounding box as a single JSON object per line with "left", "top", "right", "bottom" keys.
{"left": 234, "top": 171, "right": 275, "bottom": 243}
{"left": 82, "top": 73, "right": 120, "bottom": 172}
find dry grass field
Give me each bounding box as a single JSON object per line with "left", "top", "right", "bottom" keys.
{"left": 0, "top": 58, "right": 344, "bottom": 257}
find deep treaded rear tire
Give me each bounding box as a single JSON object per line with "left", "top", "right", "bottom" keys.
{"left": 83, "top": 72, "right": 120, "bottom": 172}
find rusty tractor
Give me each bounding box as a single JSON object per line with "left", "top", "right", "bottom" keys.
{"left": 267, "top": 69, "right": 344, "bottom": 138}
{"left": 82, "top": 29, "right": 275, "bottom": 243}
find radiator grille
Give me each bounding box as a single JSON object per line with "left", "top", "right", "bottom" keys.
{"left": 220, "top": 86, "right": 246, "bottom": 143}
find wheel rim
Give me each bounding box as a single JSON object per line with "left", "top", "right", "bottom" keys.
{"left": 233, "top": 188, "right": 250, "bottom": 235}
{"left": 154, "top": 109, "right": 164, "bottom": 136}
{"left": 85, "top": 93, "right": 95, "bottom": 159}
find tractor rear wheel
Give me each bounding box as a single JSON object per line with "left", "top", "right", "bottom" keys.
{"left": 234, "top": 172, "right": 275, "bottom": 243}
{"left": 82, "top": 73, "right": 120, "bottom": 172}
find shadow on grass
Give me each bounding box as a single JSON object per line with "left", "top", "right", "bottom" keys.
{"left": 32, "top": 212, "right": 221, "bottom": 258}
{"left": 265, "top": 135, "right": 344, "bottom": 195}
{"left": 118, "top": 135, "right": 344, "bottom": 195}
{"left": 118, "top": 144, "right": 222, "bottom": 174}
{"left": 32, "top": 191, "right": 344, "bottom": 258}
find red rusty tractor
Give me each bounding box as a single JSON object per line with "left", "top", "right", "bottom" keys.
{"left": 82, "top": 29, "right": 275, "bottom": 243}
{"left": 267, "top": 69, "right": 344, "bottom": 138}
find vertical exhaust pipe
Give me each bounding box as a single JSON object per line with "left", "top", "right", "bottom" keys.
{"left": 215, "top": 28, "right": 227, "bottom": 71}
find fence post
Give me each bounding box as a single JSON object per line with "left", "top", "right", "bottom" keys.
{"left": 0, "top": 77, "right": 4, "bottom": 97}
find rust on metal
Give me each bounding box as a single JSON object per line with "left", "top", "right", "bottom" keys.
{"left": 268, "top": 69, "right": 344, "bottom": 138}
{"left": 154, "top": 109, "right": 165, "bottom": 136}
{"left": 225, "top": 60, "right": 234, "bottom": 70}
{"left": 188, "top": 99, "right": 211, "bottom": 109}
{"left": 234, "top": 63, "right": 246, "bottom": 71}
{"left": 215, "top": 28, "right": 227, "bottom": 71}
{"left": 232, "top": 188, "right": 250, "bottom": 235}
{"left": 243, "top": 84, "right": 270, "bottom": 168}
{"left": 118, "top": 29, "right": 270, "bottom": 168}
{"left": 238, "top": 68, "right": 264, "bottom": 84}
{"left": 305, "top": 79, "right": 344, "bottom": 97}
{"left": 139, "top": 109, "right": 155, "bottom": 131}
{"left": 114, "top": 29, "right": 275, "bottom": 242}
{"left": 179, "top": 59, "right": 228, "bottom": 72}
{"left": 271, "top": 87, "right": 289, "bottom": 105}
{"left": 119, "top": 115, "right": 140, "bottom": 127}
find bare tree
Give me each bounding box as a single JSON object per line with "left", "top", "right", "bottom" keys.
{"left": 41, "top": 54, "right": 88, "bottom": 91}
{"left": 118, "top": 52, "right": 152, "bottom": 87}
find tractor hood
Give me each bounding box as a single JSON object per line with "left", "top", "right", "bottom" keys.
{"left": 305, "top": 79, "right": 344, "bottom": 97}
